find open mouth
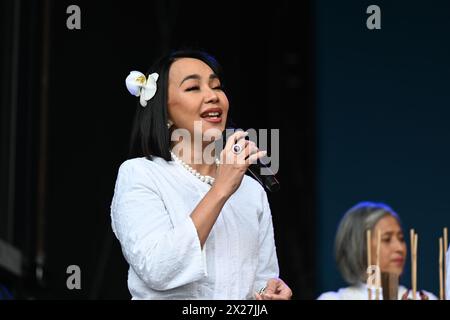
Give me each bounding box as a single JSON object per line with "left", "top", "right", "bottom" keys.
{"left": 200, "top": 108, "right": 223, "bottom": 123}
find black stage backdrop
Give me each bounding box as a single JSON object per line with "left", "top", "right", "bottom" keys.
{"left": 0, "top": 1, "right": 315, "bottom": 299}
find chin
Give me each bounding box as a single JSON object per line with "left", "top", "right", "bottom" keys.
{"left": 387, "top": 267, "right": 404, "bottom": 276}
{"left": 202, "top": 126, "right": 223, "bottom": 141}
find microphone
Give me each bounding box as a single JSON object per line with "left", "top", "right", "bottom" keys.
{"left": 248, "top": 161, "right": 280, "bottom": 193}
{"left": 220, "top": 128, "right": 280, "bottom": 193}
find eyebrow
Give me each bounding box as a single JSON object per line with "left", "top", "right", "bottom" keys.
{"left": 179, "top": 73, "right": 219, "bottom": 86}
{"left": 381, "top": 231, "right": 403, "bottom": 236}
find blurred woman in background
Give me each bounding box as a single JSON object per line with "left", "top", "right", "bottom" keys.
{"left": 318, "top": 201, "right": 437, "bottom": 300}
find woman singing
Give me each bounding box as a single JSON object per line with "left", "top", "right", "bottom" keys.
{"left": 110, "top": 49, "right": 292, "bottom": 300}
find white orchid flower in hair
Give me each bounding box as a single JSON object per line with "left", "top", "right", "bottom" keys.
{"left": 125, "top": 71, "right": 159, "bottom": 107}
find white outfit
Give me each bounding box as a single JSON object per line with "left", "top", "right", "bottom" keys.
{"left": 318, "top": 283, "right": 438, "bottom": 300}
{"left": 110, "top": 157, "right": 279, "bottom": 300}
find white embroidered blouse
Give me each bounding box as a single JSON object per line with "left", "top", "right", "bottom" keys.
{"left": 110, "top": 156, "right": 279, "bottom": 299}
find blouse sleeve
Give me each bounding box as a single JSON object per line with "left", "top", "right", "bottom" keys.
{"left": 252, "top": 190, "right": 280, "bottom": 295}
{"left": 110, "top": 160, "right": 207, "bottom": 291}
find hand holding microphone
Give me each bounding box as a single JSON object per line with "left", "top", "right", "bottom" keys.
{"left": 212, "top": 130, "right": 279, "bottom": 199}
{"left": 211, "top": 131, "right": 266, "bottom": 198}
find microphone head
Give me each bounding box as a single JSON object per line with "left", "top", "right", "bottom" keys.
{"left": 248, "top": 163, "right": 280, "bottom": 193}
{"left": 220, "top": 127, "right": 280, "bottom": 193}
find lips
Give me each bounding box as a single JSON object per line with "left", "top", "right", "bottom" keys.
{"left": 391, "top": 257, "right": 405, "bottom": 265}
{"left": 200, "top": 107, "right": 223, "bottom": 123}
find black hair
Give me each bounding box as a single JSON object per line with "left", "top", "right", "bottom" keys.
{"left": 128, "top": 49, "right": 227, "bottom": 161}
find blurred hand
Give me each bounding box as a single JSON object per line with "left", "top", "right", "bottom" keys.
{"left": 401, "top": 289, "right": 429, "bottom": 300}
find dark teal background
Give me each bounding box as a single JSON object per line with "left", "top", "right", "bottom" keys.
{"left": 315, "top": 0, "right": 450, "bottom": 297}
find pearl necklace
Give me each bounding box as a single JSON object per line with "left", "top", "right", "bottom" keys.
{"left": 170, "top": 151, "right": 220, "bottom": 186}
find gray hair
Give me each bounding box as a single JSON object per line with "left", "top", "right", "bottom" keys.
{"left": 334, "top": 201, "right": 402, "bottom": 285}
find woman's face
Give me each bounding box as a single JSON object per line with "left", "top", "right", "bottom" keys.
{"left": 371, "top": 215, "right": 407, "bottom": 276}
{"left": 167, "top": 58, "right": 229, "bottom": 141}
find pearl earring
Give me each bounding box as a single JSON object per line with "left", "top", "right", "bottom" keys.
{"left": 167, "top": 120, "right": 173, "bottom": 129}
